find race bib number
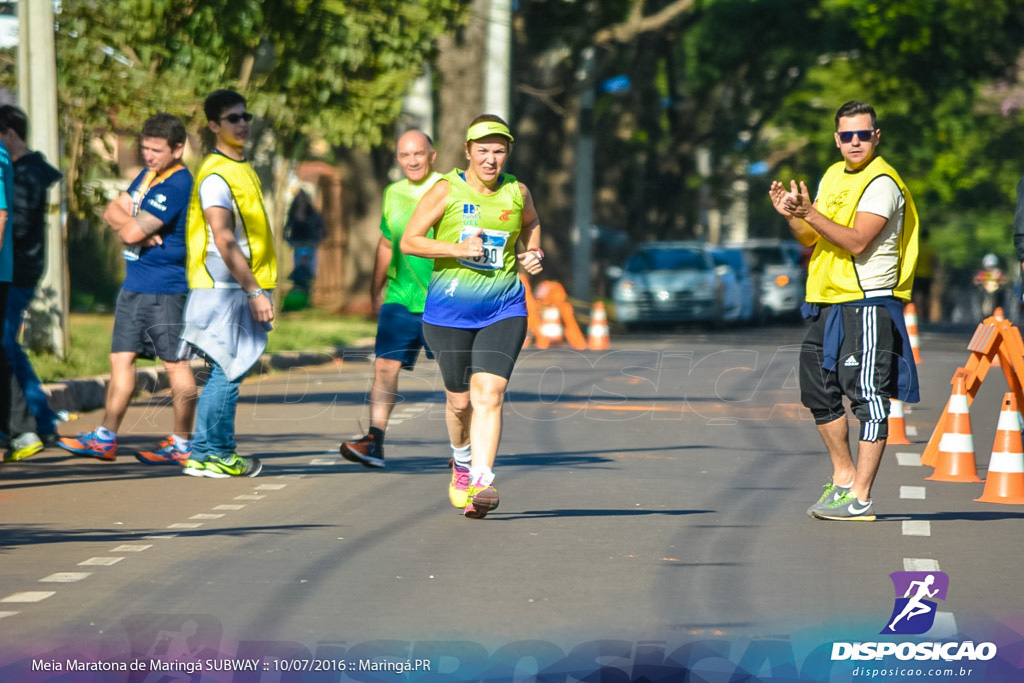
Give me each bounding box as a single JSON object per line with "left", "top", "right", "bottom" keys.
{"left": 457, "top": 228, "right": 508, "bottom": 271}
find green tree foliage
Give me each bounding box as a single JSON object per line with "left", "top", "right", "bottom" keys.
{"left": 514, "top": 0, "right": 1024, "bottom": 281}
{"left": 48, "top": 0, "right": 466, "bottom": 306}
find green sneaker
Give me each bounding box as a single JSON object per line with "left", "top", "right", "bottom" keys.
{"left": 811, "top": 492, "right": 875, "bottom": 521}
{"left": 182, "top": 454, "right": 262, "bottom": 478}
{"left": 806, "top": 480, "right": 850, "bottom": 518}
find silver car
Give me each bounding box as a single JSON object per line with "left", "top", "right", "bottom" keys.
{"left": 727, "top": 239, "right": 807, "bottom": 320}
{"left": 611, "top": 241, "right": 738, "bottom": 327}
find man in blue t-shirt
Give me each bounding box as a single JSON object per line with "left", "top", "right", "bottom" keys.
{"left": 0, "top": 138, "right": 16, "bottom": 459}
{"left": 59, "top": 113, "right": 197, "bottom": 465}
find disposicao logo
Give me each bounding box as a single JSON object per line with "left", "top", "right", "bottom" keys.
{"left": 830, "top": 570, "right": 998, "bottom": 663}
{"left": 882, "top": 571, "right": 949, "bottom": 635}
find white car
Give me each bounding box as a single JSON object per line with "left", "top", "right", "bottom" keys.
{"left": 611, "top": 241, "right": 740, "bottom": 328}
{"left": 726, "top": 239, "right": 807, "bottom": 320}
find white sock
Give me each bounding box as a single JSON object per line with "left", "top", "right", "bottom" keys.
{"left": 469, "top": 466, "right": 494, "bottom": 487}
{"left": 96, "top": 426, "right": 116, "bottom": 441}
{"left": 451, "top": 444, "right": 471, "bottom": 468}
{"left": 171, "top": 434, "right": 191, "bottom": 448}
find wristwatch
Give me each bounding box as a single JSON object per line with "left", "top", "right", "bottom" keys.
{"left": 247, "top": 288, "right": 264, "bottom": 300}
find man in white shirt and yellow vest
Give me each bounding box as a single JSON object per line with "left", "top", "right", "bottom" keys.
{"left": 180, "top": 89, "right": 277, "bottom": 478}
{"left": 770, "top": 100, "right": 920, "bottom": 521}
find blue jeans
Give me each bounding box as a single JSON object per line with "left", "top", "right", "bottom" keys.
{"left": 3, "top": 286, "right": 58, "bottom": 435}
{"left": 190, "top": 362, "right": 243, "bottom": 461}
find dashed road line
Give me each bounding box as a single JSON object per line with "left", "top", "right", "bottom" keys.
{"left": 903, "top": 558, "right": 940, "bottom": 572}
{"left": 895, "top": 452, "right": 922, "bottom": 466}
{"left": 901, "top": 520, "right": 931, "bottom": 537}
{"left": 39, "top": 573, "right": 92, "bottom": 583}
{"left": 1, "top": 480, "right": 290, "bottom": 624}
{"left": 78, "top": 557, "right": 124, "bottom": 567}
{"left": 900, "top": 486, "right": 926, "bottom": 500}
{"left": 2, "top": 591, "right": 56, "bottom": 603}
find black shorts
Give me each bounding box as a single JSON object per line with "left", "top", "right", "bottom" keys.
{"left": 422, "top": 317, "right": 528, "bottom": 393}
{"left": 111, "top": 289, "right": 188, "bottom": 361}
{"left": 799, "top": 304, "right": 898, "bottom": 442}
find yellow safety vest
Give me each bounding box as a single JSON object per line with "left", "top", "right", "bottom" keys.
{"left": 186, "top": 151, "right": 278, "bottom": 289}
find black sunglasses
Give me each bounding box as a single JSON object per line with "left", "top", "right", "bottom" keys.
{"left": 221, "top": 112, "right": 254, "bottom": 124}
{"left": 837, "top": 129, "right": 874, "bottom": 143}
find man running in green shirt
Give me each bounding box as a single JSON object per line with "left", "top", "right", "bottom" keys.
{"left": 341, "top": 130, "right": 442, "bottom": 468}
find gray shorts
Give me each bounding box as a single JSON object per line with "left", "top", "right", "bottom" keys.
{"left": 111, "top": 289, "right": 188, "bottom": 361}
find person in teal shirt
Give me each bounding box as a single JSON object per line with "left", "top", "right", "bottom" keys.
{"left": 401, "top": 115, "right": 545, "bottom": 519}
{"left": 341, "top": 130, "right": 442, "bottom": 468}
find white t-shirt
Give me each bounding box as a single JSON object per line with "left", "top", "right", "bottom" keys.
{"left": 854, "top": 175, "right": 906, "bottom": 293}
{"left": 199, "top": 174, "right": 252, "bottom": 286}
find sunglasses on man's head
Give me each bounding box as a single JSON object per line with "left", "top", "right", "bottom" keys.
{"left": 221, "top": 112, "right": 254, "bottom": 124}
{"left": 837, "top": 129, "right": 874, "bottom": 143}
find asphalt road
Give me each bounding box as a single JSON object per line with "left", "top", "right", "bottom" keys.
{"left": 1, "top": 322, "right": 1022, "bottom": 682}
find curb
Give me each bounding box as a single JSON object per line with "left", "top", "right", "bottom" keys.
{"left": 41, "top": 344, "right": 374, "bottom": 416}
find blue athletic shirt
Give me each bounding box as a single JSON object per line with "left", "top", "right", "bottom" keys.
{"left": 0, "top": 141, "right": 15, "bottom": 283}
{"left": 122, "top": 166, "right": 193, "bottom": 294}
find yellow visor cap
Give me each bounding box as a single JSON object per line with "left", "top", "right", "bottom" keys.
{"left": 466, "top": 121, "right": 514, "bottom": 142}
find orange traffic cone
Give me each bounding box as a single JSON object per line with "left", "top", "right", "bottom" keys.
{"left": 927, "top": 373, "right": 982, "bottom": 482}
{"left": 537, "top": 305, "right": 564, "bottom": 349}
{"left": 904, "top": 303, "right": 921, "bottom": 364}
{"left": 588, "top": 302, "right": 610, "bottom": 350}
{"left": 976, "top": 393, "right": 1024, "bottom": 504}
{"left": 887, "top": 398, "right": 912, "bottom": 445}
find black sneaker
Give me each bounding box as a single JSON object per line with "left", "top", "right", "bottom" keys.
{"left": 340, "top": 434, "right": 385, "bottom": 468}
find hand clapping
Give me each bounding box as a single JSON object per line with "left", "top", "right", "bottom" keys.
{"left": 769, "top": 180, "right": 812, "bottom": 219}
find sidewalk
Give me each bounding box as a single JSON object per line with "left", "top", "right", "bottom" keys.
{"left": 41, "top": 344, "right": 374, "bottom": 416}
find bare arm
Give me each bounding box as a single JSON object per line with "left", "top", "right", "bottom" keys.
{"left": 206, "top": 205, "right": 274, "bottom": 323}
{"left": 104, "top": 193, "right": 165, "bottom": 246}
{"left": 783, "top": 180, "right": 888, "bottom": 256}
{"left": 515, "top": 182, "right": 544, "bottom": 275}
{"left": 371, "top": 235, "right": 391, "bottom": 314}
{"left": 400, "top": 180, "right": 483, "bottom": 260}
{"left": 0, "top": 209, "right": 7, "bottom": 248}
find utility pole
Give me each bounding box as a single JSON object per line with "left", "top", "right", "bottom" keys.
{"left": 18, "top": 0, "right": 68, "bottom": 358}
{"left": 483, "top": 0, "right": 512, "bottom": 120}
{"left": 571, "top": 46, "right": 596, "bottom": 303}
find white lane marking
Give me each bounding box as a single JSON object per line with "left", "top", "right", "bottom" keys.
{"left": 895, "top": 452, "right": 922, "bottom": 466}
{"left": 902, "top": 521, "right": 931, "bottom": 537}
{"left": 2, "top": 592, "right": 56, "bottom": 603}
{"left": 112, "top": 545, "right": 153, "bottom": 552}
{"left": 40, "top": 573, "right": 92, "bottom": 583}
{"left": 310, "top": 458, "right": 337, "bottom": 465}
{"left": 903, "top": 558, "right": 940, "bottom": 571}
{"left": 190, "top": 514, "right": 225, "bottom": 520}
{"left": 256, "top": 484, "right": 287, "bottom": 491}
{"left": 926, "top": 612, "right": 958, "bottom": 639}
{"left": 78, "top": 557, "right": 124, "bottom": 567}
{"left": 900, "top": 486, "right": 926, "bottom": 500}
{"left": 168, "top": 523, "right": 203, "bottom": 529}
{"left": 214, "top": 505, "right": 246, "bottom": 511}
{"left": 143, "top": 534, "right": 179, "bottom": 539}
{"left": 234, "top": 495, "right": 264, "bottom": 500}
{"left": 0, "top": 611, "right": 18, "bottom": 619}
{"left": 906, "top": 425, "right": 918, "bottom": 436}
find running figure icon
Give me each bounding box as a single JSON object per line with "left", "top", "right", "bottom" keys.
{"left": 882, "top": 571, "right": 949, "bottom": 635}
{"left": 888, "top": 574, "right": 939, "bottom": 631}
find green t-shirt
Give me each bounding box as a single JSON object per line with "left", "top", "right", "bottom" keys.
{"left": 380, "top": 172, "right": 442, "bottom": 313}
